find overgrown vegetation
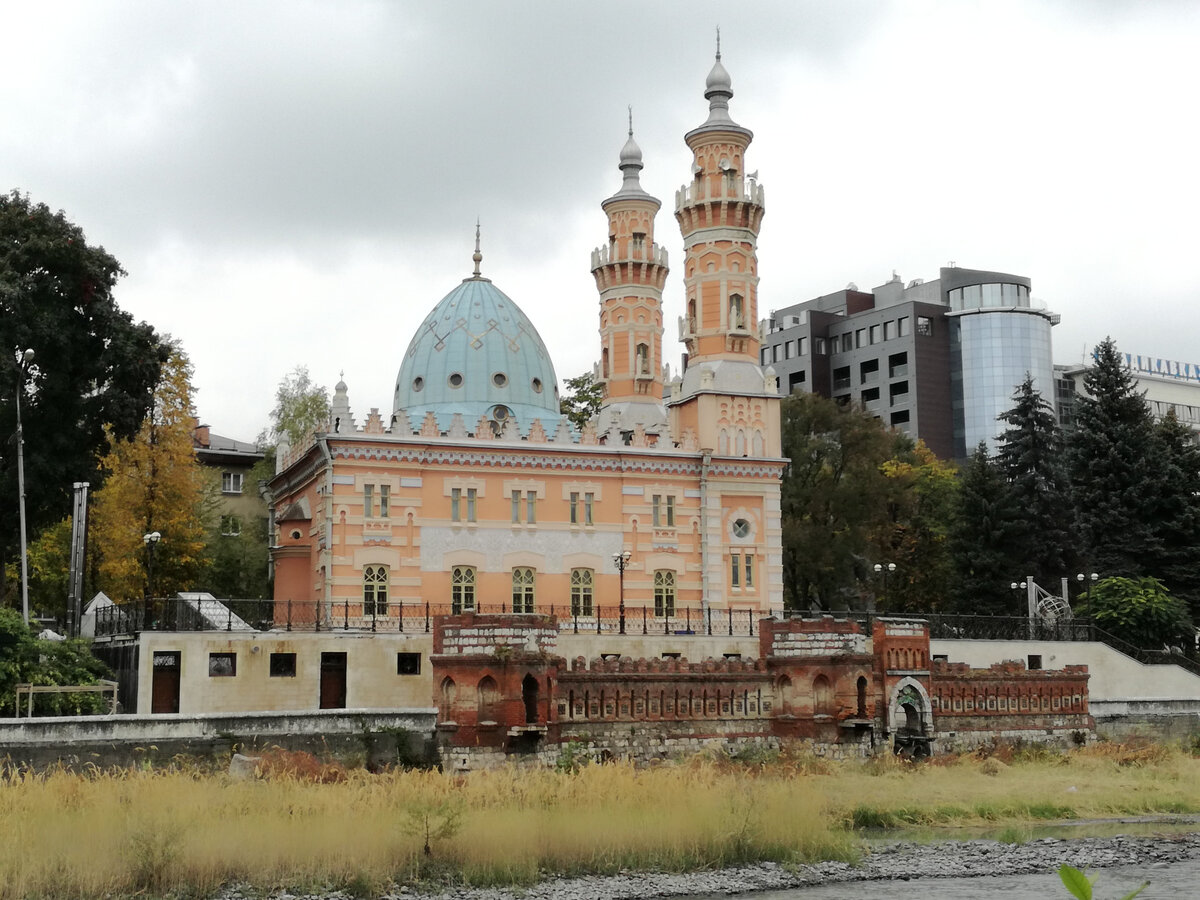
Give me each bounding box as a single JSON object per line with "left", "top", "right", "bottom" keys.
{"left": 0, "top": 743, "right": 1196, "bottom": 899}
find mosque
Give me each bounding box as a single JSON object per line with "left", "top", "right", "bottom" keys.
{"left": 269, "top": 49, "right": 785, "bottom": 628}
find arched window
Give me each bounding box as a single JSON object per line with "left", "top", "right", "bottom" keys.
{"left": 857, "top": 676, "right": 868, "bottom": 718}
{"left": 477, "top": 676, "right": 499, "bottom": 722}
{"left": 451, "top": 566, "right": 476, "bottom": 614}
{"left": 813, "top": 675, "right": 833, "bottom": 716}
{"left": 653, "top": 570, "right": 676, "bottom": 617}
{"left": 636, "top": 343, "right": 650, "bottom": 376}
{"left": 729, "top": 293, "right": 744, "bottom": 330}
{"left": 602, "top": 347, "right": 610, "bottom": 378}
{"left": 363, "top": 565, "right": 389, "bottom": 616}
{"left": 522, "top": 673, "right": 539, "bottom": 724}
{"left": 570, "top": 568, "right": 593, "bottom": 616}
{"left": 512, "top": 567, "right": 535, "bottom": 613}
{"left": 439, "top": 677, "right": 457, "bottom": 721}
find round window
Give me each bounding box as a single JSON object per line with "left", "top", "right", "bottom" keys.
{"left": 493, "top": 372, "right": 508, "bottom": 387}
{"left": 448, "top": 372, "right": 463, "bottom": 388}
{"left": 492, "top": 405, "right": 511, "bottom": 420}
{"left": 732, "top": 518, "right": 751, "bottom": 539}
{"left": 290, "top": 530, "right": 302, "bottom": 540}
{"left": 412, "top": 376, "right": 424, "bottom": 392}
{"left": 531, "top": 377, "right": 543, "bottom": 393}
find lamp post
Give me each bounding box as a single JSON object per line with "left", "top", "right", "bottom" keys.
{"left": 1075, "top": 572, "right": 1099, "bottom": 596}
{"left": 873, "top": 562, "right": 896, "bottom": 608}
{"left": 143, "top": 531, "right": 162, "bottom": 599}
{"left": 14, "top": 348, "right": 34, "bottom": 625}
{"left": 613, "top": 549, "right": 631, "bottom": 634}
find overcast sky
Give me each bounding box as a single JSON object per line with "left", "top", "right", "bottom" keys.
{"left": 5, "top": 1, "right": 1198, "bottom": 443}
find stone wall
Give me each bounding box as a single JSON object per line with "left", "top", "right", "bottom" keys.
{"left": 0, "top": 709, "right": 437, "bottom": 770}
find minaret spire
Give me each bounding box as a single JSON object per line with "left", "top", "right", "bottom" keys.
{"left": 590, "top": 114, "right": 669, "bottom": 438}
{"left": 472, "top": 218, "right": 482, "bottom": 277}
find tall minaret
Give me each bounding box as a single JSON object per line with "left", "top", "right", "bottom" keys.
{"left": 591, "top": 111, "right": 670, "bottom": 439}
{"left": 669, "top": 39, "right": 779, "bottom": 458}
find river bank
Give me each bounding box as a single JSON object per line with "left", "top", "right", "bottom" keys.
{"left": 211, "top": 830, "right": 1200, "bottom": 900}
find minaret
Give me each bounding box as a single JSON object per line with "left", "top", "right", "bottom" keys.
{"left": 668, "top": 39, "right": 779, "bottom": 458}
{"left": 591, "top": 110, "right": 670, "bottom": 438}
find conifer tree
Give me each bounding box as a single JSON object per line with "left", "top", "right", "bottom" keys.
{"left": 1067, "top": 338, "right": 1167, "bottom": 579}
{"left": 995, "top": 375, "right": 1076, "bottom": 587}
{"left": 89, "top": 346, "right": 209, "bottom": 600}
{"left": 949, "top": 443, "right": 1024, "bottom": 615}
{"left": 1154, "top": 410, "right": 1200, "bottom": 617}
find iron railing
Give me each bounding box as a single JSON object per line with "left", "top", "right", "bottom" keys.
{"left": 91, "top": 601, "right": 1200, "bottom": 673}
{"left": 92, "top": 598, "right": 760, "bottom": 638}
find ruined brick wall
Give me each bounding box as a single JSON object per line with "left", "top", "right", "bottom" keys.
{"left": 931, "top": 659, "right": 1093, "bottom": 750}
{"left": 434, "top": 613, "right": 558, "bottom": 655}
{"left": 554, "top": 655, "right": 774, "bottom": 726}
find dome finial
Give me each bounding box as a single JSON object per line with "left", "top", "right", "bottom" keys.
{"left": 716, "top": 25, "right": 721, "bottom": 60}
{"left": 628, "top": 104, "right": 633, "bottom": 137}
{"left": 472, "top": 218, "right": 482, "bottom": 277}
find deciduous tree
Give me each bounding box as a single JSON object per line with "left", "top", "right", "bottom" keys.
{"left": 558, "top": 371, "right": 604, "bottom": 432}
{"left": 262, "top": 366, "right": 330, "bottom": 447}
{"left": 89, "top": 346, "right": 208, "bottom": 600}
{"left": 780, "top": 393, "right": 902, "bottom": 610}
{"left": 1078, "top": 576, "right": 1193, "bottom": 651}
{"left": 0, "top": 191, "right": 166, "bottom": 604}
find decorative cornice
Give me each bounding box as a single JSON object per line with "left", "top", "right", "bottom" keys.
{"left": 326, "top": 442, "right": 784, "bottom": 479}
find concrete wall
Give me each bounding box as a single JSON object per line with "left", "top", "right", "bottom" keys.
{"left": 0, "top": 709, "right": 437, "bottom": 770}
{"left": 932, "top": 639, "right": 1200, "bottom": 702}
{"left": 132, "top": 631, "right": 434, "bottom": 714}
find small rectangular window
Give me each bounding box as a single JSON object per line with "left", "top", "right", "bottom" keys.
{"left": 652, "top": 494, "right": 661, "bottom": 527}
{"left": 666, "top": 495, "right": 675, "bottom": 527}
{"left": 731, "top": 553, "right": 741, "bottom": 587}
{"left": 570, "top": 491, "right": 579, "bottom": 524}
{"left": 220, "top": 515, "right": 242, "bottom": 537}
{"left": 1027, "top": 655, "right": 1042, "bottom": 671}
{"left": 584, "top": 492, "right": 594, "bottom": 526}
{"left": 897, "top": 316, "right": 910, "bottom": 337}
{"left": 841, "top": 333, "right": 853, "bottom": 353}
{"left": 884, "top": 320, "right": 895, "bottom": 340}
{"left": 363, "top": 484, "right": 374, "bottom": 518}
{"left": 785, "top": 340, "right": 795, "bottom": 359}
{"left": 512, "top": 490, "right": 521, "bottom": 523}
{"left": 269, "top": 652, "right": 296, "bottom": 677}
{"left": 208, "top": 652, "right": 236, "bottom": 677}
{"left": 526, "top": 490, "right": 536, "bottom": 524}
{"left": 222, "top": 472, "right": 243, "bottom": 494}
{"left": 451, "top": 488, "right": 461, "bottom": 522}
{"left": 745, "top": 554, "right": 754, "bottom": 588}
{"left": 379, "top": 485, "right": 389, "bottom": 518}
{"left": 466, "top": 488, "right": 477, "bottom": 522}
{"left": 397, "top": 652, "right": 422, "bottom": 675}
{"left": 856, "top": 328, "right": 866, "bottom": 349}
{"left": 916, "top": 316, "right": 933, "bottom": 336}
{"left": 814, "top": 336, "right": 826, "bottom": 355}
{"left": 798, "top": 336, "right": 808, "bottom": 356}
{"left": 869, "top": 324, "right": 880, "bottom": 344}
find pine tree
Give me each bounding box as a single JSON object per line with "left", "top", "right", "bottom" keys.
{"left": 1154, "top": 410, "right": 1200, "bottom": 618}
{"left": 949, "top": 443, "right": 1024, "bottom": 615}
{"left": 995, "top": 375, "right": 1076, "bottom": 587}
{"left": 89, "top": 346, "right": 209, "bottom": 600}
{"left": 1067, "top": 338, "right": 1167, "bottom": 579}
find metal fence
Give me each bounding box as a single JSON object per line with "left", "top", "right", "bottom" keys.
{"left": 92, "top": 597, "right": 760, "bottom": 638}
{"left": 91, "top": 601, "right": 1200, "bottom": 675}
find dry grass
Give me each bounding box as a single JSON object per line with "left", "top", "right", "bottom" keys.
{"left": 0, "top": 743, "right": 1196, "bottom": 899}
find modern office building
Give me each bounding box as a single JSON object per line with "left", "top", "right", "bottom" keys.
{"left": 761, "top": 267, "right": 1058, "bottom": 460}
{"left": 1056, "top": 351, "right": 1200, "bottom": 435}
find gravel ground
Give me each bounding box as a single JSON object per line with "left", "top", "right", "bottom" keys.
{"left": 216, "top": 831, "right": 1200, "bottom": 900}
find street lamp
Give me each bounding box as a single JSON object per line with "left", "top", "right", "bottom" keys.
{"left": 873, "top": 562, "right": 896, "bottom": 607}
{"left": 613, "top": 549, "right": 632, "bottom": 634}
{"left": 14, "top": 348, "right": 34, "bottom": 625}
{"left": 143, "top": 531, "right": 162, "bottom": 599}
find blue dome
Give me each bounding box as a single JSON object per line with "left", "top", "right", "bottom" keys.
{"left": 393, "top": 276, "right": 564, "bottom": 435}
